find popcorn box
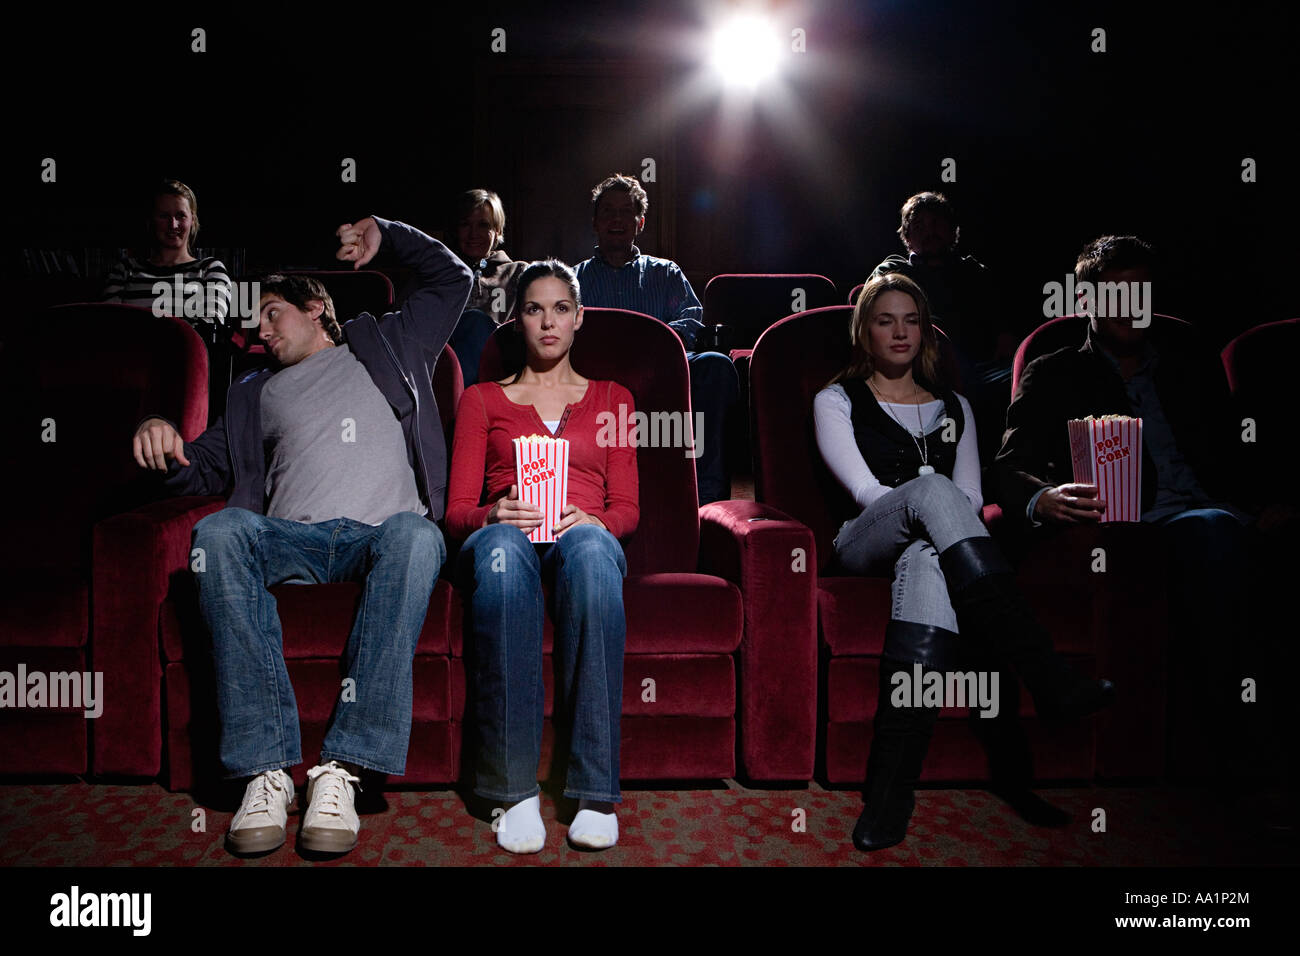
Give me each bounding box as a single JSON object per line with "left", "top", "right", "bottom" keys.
{"left": 1067, "top": 416, "right": 1143, "bottom": 522}
{"left": 513, "top": 435, "right": 569, "bottom": 543}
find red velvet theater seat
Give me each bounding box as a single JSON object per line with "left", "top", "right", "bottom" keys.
{"left": 283, "top": 270, "right": 394, "bottom": 328}
{"left": 93, "top": 344, "right": 462, "bottom": 789}
{"left": 476, "top": 309, "right": 817, "bottom": 781}
{"left": 702, "top": 274, "right": 840, "bottom": 476}
{"left": 1221, "top": 317, "right": 1297, "bottom": 508}
{"left": 0, "top": 304, "right": 208, "bottom": 776}
{"left": 96, "top": 304, "right": 810, "bottom": 788}
{"left": 749, "top": 306, "right": 1168, "bottom": 784}
{"left": 703, "top": 274, "right": 839, "bottom": 354}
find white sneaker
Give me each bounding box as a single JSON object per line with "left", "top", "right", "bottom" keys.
{"left": 227, "top": 769, "right": 294, "bottom": 854}
{"left": 301, "top": 761, "right": 362, "bottom": 853}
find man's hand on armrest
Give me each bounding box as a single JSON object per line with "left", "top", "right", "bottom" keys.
{"left": 134, "top": 418, "right": 190, "bottom": 471}
{"left": 1034, "top": 483, "right": 1106, "bottom": 524}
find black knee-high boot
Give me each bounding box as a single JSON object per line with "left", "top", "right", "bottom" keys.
{"left": 853, "top": 621, "right": 956, "bottom": 852}
{"left": 938, "top": 536, "right": 1115, "bottom": 721}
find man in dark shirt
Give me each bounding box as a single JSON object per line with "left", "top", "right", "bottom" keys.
{"left": 994, "top": 235, "right": 1276, "bottom": 798}
{"left": 871, "top": 192, "right": 1013, "bottom": 465}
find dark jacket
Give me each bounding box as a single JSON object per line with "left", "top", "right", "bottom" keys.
{"left": 994, "top": 318, "right": 1246, "bottom": 524}
{"left": 159, "top": 217, "right": 473, "bottom": 521}
{"left": 464, "top": 249, "right": 528, "bottom": 325}
{"left": 841, "top": 377, "right": 966, "bottom": 489}
{"left": 871, "top": 252, "right": 998, "bottom": 360}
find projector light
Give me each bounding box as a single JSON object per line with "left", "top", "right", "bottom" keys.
{"left": 710, "top": 14, "right": 782, "bottom": 89}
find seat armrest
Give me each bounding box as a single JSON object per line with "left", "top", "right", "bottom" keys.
{"left": 91, "top": 496, "right": 225, "bottom": 776}
{"left": 700, "top": 500, "right": 817, "bottom": 780}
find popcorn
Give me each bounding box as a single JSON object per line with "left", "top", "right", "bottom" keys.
{"left": 1067, "top": 416, "right": 1144, "bottom": 522}
{"left": 513, "top": 435, "right": 569, "bottom": 543}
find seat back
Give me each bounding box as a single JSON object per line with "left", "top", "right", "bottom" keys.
{"left": 704, "top": 274, "right": 839, "bottom": 350}
{"left": 283, "top": 270, "right": 394, "bottom": 325}
{"left": 1012, "top": 313, "right": 1187, "bottom": 395}
{"left": 0, "top": 303, "right": 208, "bottom": 572}
{"left": 1222, "top": 317, "right": 1297, "bottom": 395}
{"left": 1222, "top": 317, "right": 1298, "bottom": 488}
{"left": 751, "top": 306, "right": 856, "bottom": 570}
{"left": 432, "top": 342, "right": 463, "bottom": 436}
{"left": 750, "top": 306, "right": 967, "bottom": 572}
{"left": 478, "top": 308, "right": 698, "bottom": 575}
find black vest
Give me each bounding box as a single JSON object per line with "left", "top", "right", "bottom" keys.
{"left": 841, "top": 377, "right": 965, "bottom": 489}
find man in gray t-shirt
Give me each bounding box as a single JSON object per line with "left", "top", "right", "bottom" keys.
{"left": 133, "top": 216, "right": 471, "bottom": 857}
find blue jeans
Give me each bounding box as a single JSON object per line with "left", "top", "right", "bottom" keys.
{"left": 192, "top": 508, "right": 445, "bottom": 778}
{"left": 448, "top": 308, "right": 495, "bottom": 388}
{"left": 1153, "top": 506, "right": 1259, "bottom": 770}
{"left": 686, "top": 350, "right": 740, "bottom": 505}
{"left": 833, "top": 473, "right": 989, "bottom": 633}
{"left": 457, "top": 523, "right": 628, "bottom": 804}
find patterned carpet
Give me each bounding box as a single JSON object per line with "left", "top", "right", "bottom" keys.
{"left": 1, "top": 781, "right": 1292, "bottom": 866}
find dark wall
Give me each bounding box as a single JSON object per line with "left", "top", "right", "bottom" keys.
{"left": 6, "top": 1, "right": 1293, "bottom": 347}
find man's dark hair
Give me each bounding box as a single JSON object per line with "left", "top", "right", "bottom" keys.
{"left": 260, "top": 274, "right": 342, "bottom": 344}
{"left": 897, "top": 191, "right": 959, "bottom": 245}
{"left": 591, "top": 174, "right": 648, "bottom": 220}
{"left": 1074, "top": 235, "right": 1155, "bottom": 286}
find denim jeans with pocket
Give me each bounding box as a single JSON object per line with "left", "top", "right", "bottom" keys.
{"left": 457, "top": 522, "right": 628, "bottom": 804}
{"left": 192, "top": 507, "right": 444, "bottom": 778}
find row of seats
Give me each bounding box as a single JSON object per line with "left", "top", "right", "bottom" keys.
{"left": 0, "top": 271, "right": 847, "bottom": 362}
{"left": 3, "top": 299, "right": 1291, "bottom": 791}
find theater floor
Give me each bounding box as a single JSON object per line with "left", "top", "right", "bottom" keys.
{"left": 0, "top": 780, "right": 1291, "bottom": 867}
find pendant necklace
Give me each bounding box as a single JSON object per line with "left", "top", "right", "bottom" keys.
{"left": 868, "top": 377, "right": 934, "bottom": 476}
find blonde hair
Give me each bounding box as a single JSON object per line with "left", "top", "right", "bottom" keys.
{"left": 458, "top": 189, "right": 507, "bottom": 250}
{"left": 150, "top": 179, "right": 200, "bottom": 256}
{"left": 830, "top": 273, "right": 942, "bottom": 388}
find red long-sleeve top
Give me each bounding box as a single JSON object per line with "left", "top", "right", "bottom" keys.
{"left": 445, "top": 379, "right": 641, "bottom": 542}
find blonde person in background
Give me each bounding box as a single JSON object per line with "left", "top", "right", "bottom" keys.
{"left": 448, "top": 188, "right": 529, "bottom": 385}
{"left": 103, "top": 179, "right": 232, "bottom": 330}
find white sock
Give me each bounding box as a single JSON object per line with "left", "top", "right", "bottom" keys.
{"left": 568, "top": 802, "right": 618, "bottom": 849}
{"left": 496, "top": 795, "right": 545, "bottom": 854}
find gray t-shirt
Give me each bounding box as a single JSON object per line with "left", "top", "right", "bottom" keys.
{"left": 260, "top": 343, "right": 426, "bottom": 525}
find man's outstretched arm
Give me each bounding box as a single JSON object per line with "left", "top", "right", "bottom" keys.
{"left": 338, "top": 216, "right": 472, "bottom": 355}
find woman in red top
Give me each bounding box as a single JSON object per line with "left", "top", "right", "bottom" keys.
{"left": 447, "top": 260, "right": 638, "bottom": 854}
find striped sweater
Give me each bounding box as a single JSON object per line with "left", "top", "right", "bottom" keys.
{"left": 102, "top": 256, "right": 232, "bottom": 326}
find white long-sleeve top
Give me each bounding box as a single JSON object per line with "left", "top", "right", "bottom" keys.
{"left": 813, "top": 383, "right": 983, "bottom": 513}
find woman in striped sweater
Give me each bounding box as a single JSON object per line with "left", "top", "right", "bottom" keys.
{"left": 102, "top": 179, "right": 232, "bottom": 328}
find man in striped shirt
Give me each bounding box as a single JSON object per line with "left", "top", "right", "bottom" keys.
{"left": 575, "top": 174, "right": 739, "bottom": 504}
